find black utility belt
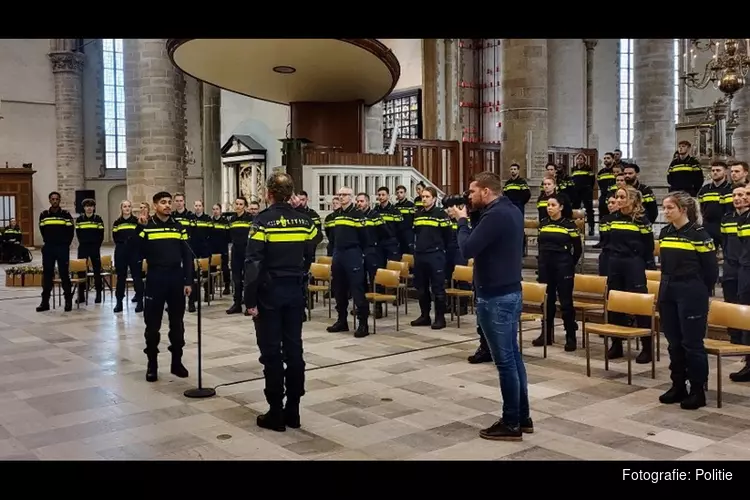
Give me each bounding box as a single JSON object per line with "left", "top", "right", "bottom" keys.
{"left": 662, "top": 274, "right": 700, "bottom": 282}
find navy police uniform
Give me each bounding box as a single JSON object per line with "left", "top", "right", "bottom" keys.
{"left": 37, "top": 208, "right": 75, "bottom": 311}
{"left": 245, "top": 203, "right": 318, "bottom": 431}
{"left": 75, "top": 213, "right": 105, "bottom": 303}
{"left": 596, "top": 167, "right": 616, "bottom": 220}
{"left": 112, "top": 215, "right": 143, "bottom": 311}
{"left": 597, "top": 211, "right": 615, "bottom": 276}
{"left": 394, "top": 198, "right": 416, "bottom": 255}
{"left": 323, "top": 211, "right": 337, "bottom": 257}
{"left": 372, "top": 202, "right": 403, "bottom": 264}
{"left": 535, "top": 217, "right": 582, "bottom": 349}
{"left": 667, "top": 155, "right": 704, "bottom": 197}
{"left": 570, "top": 163, "right": 596, "bottom": 234}
{"left": 503, "top": 177, "right": 531, "bottom": 215}
{"left": 697, "top": 180, "right": 733, "bottom": 248}
{"left": 138, "top": 215, "right": 192, "bottom": 382}
{"left": 327, "top": 203, "right": 370, "bottom": 337}
{"left": 190, "top": 212, "right": 213, "bottom": 305}
{"left": 1, "top": 224, "right": 23, "bottom": 263}
{"left": 209, "top": 214, "right": 231, "bottom": 294}
{"left": 411, "top": 204, "right": 452, "bottom": 329}
{"left": 227, "top": 212, "right": 254, "bottom": 312}
{"left": 730, "top": 211, "right": 750, "bottom": 381}
{"left": 657, "top": 222, "right": 718, "bottom": 409}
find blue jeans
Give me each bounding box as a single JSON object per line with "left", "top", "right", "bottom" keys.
{"left": 476, "top": 291, "right": 529, "bottom": 427}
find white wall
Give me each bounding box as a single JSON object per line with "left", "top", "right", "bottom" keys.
{"left": 0, "top": 39, "right": 56, "bottom": 246}
{"left": 591, "top": 39, "right": 619, "bottom": 156}
{"left": 381, "top": 39, "right": 423, "bottom": 91}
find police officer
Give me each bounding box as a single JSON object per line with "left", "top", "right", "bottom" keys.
{"left": 226, "top": 197, "right": 254, "bottom": 315}
{"left": 605, "top": 185, "right": 655, "bottom": 363}
{"left": 697, "top": 161, "right": 733, "bottom": 249}
{"left": 171, "top": 193, "right": 197, "bottom": 312}
{"left": 190, "top": 200, "right": 213, "bottom": 305}
{"left": 74, "top": 199, "right": 105, "bottom": 305}
{"left": 445, "top": 214, "right": 470, "bottom": 316}
{"left": 324, "top": 196, "right": 341, "bottom": 257}
{"left": 720, "top": 185, "right": 748, "bottom": 344}
{"left": 667, "top": 140, "right": 704, "bottom": 196}
{"left": 393, "top": 184, "right": 416, "bottom": 255}
{"left": 597, "top": 195, "right": 619, "bottom": 277}
{"left": 244, "top": 173, "right": 318, "bottom": 432}
{"left": 657, "top": 191, "right": 719, "bottom": 409}
{"left": 537, "top": 175, "right": 572, "bottom": 220}
{"left": 112, "top": 200, "right": 143, "bottom": 313}
{"left": 414, "top": 181, "right": 425, "bottom": 210}
{"left": 533, "top": 195, "right": 582, "bottom": 351}
{"left": 373, "top": 186, "right": 403, "bottom": 263}
{"left": 729, "top": 185, "right": 750, "bottom": 382}
{"left": 570, "top": 153, "right": 596, "bottom": 236}
{"left": 1, "top": 217, "right": 23, "bottom": 263}
{"left": 623, "top": 164, "right": 658, "bottom": 224}
{"left": 503, "top": 163, "right": 531, "bottom": 215}
{"left": 37, "top": 191, "right": 75, "bottom": 312}
{"left": 410, "top": 186, "right": 452, "bottom": 330}
{"left": 596, "top": 152, "right": 617, "bottom": 222}
{"left": 357, "top": 192, "right": 388, "bottom": 318}
{"left": 210, "top": 203, "right": 231, "bottom": 296}
{"left": 295, "top": 190, "right": 324, "bottom": 321}
{"left": 138, "top": 191, "right": 192, "bottom": 382}
{"left": 326, "top": 187, "right": 370, "bottom": 338}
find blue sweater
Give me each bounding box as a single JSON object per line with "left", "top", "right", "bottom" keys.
{"left": 457, "top": 196, "right": 523, "bottom": 298}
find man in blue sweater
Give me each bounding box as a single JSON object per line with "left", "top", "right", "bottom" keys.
{"left": 447, "top": 171, "right": 531, "bottom": 442}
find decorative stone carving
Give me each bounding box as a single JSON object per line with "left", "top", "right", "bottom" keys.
{"left": 49, "top": 51, "right": 85, "bottom": 74}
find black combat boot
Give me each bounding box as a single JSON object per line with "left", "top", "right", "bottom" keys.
{"left": 354, "top": 319, "right": 369, "bottom": 338}
{"left": 326, "top": 319, "right": 349, "bottom": 333}
{"left": 134, "top": 301, "right": 143, "bottom": 313}
{"left": 458, "top": 297, "right": 469, "bottom": 316}
{"left": 284, "top": 398, "right": 301, "bottom": 429}
{"left": 64, "top": 294, "right": 73, "bottom": 312}
{"left": 223, "top": 285, "right": 231, "bottom": 295}
{"left": 730, "top": 358, "right": 750, "bottom": 382}
{"left": 76, "top": 289, "right": 86, "bottom": 305}
{"left": 131, "top": 295, "right": 140, "bottom": 303}
{"left": 468, "top": 345, "right": 492, "bottom": 363}
{"left": 521, "top": 417, "right": 534, "bottom": 434}
{"left": 532, "top": 322, "right": 554, "bottom": 347}
{"left": 257, "top": 390, "right": 286, "bottom": 432}
{"left": 680, "top": 383, "right": 706, "bottom": 410}
{"left": 226, "top": 303, "right": 242, "bottom": 314}
{"left": 607, "top": 338, "right": 624, "bottom": 359}
{"left": 431, "top": 300, "right": 446, "bottom": 330}
{"left": 95, "top": 290, "right": 102, "bottom": 304}
{"left": 636, "top": 337, "right": 652, "bottom": 364}
{"left": 374, "top": 303, "right": 384, "bottom": 319}
{"left": 188, "top": 301, "right": 196, "bottom": 313}
{"left": 659, "top": 382, "right": 688, "bottom": 404}
{"left": 564, "top": 330, "right": 577, "bottom": 352}
{"left": 113, "top": 299, "right": 123, "bottom": 313}
{"left": 170, "top": 350, "right": 189, "bottom": 378}
{"left": 146, "top": 353, "right": 158, "bottom": 382}
{"left": 410, "top": 314, "right": 431, "bottom": 327}
{"left": 36, "top": 296, "right": 50, "bottom": 312}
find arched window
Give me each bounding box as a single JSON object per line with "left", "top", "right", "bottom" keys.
{"left": 618, "top": 39, "right": 634, "bottom": 159}
{"left": 102, "top": 39, "right": 126, "bottom": 170}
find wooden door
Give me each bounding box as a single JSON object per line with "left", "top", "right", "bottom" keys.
{"left": 0, "top": 168, "right": 36, "bottom": 246}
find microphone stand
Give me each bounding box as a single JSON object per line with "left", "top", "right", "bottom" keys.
{"left": 181, "top": 236, "right": 216, "bottom": 399}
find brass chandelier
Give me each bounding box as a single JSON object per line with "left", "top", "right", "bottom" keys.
{"left": 681, "top": 39, "right": 750, "bottom": 98}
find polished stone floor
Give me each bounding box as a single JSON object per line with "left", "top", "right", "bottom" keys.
{"left": 1, "top": 248, "right": 750, "bottom": 460}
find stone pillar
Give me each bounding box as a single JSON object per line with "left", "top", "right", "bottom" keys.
{"left": 732, "top": 87, "right": 750, "bottom": 161}
{"left": 583, "top": 40, "right": 597, "bottom": 148}
{"left": 201, "top": 83, "right": 222, "bottom": 204}
{"left": 500, "top": 39, "right": 548, "bottom": 180}
{"left": 633, "top": 39, "right": 675, "bottom": 188}
{"left": 124, "top": 39, "right": 186, "bottom": 204}
{"left": 364, "top": 102, "right": 384, "bottom": 153}
{"left": 49, "top": 43, "right": 85, "bottom": 214}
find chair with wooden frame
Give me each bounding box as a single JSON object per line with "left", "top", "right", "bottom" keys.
{"left": 641, "top": 279, "right": 661, "bottom": 360}
{"left": 523, "top": 219, "right": 539, "bottom": 258}
{"left": 208, "top": 254, "right": 224, "bottom": 299}
{"left": 560, "top": 274, "right": 608, "bottom": 349}
{"left": 645, "top": 270, "right": 661, "bottom": 282}
{"left": 584, "top": 290, "right": 657, "bottom": 385}
{"left": 53, "top": 258, "right": 88, "bottom": 309}
{"left": 705, "top": 300, "right": 750, "bottom": 408}
{"left": 87, "top": 254, "right": 114, "bottom": 301}
{"left": 365, "top": 268, "right": 401, "bottom": 334}
{"left": 386, "top": 260, "right": 409, "bottom": 314}
{"left": 520, "top": 281, "right": 547, "bottom": 356}
{"left": 316, "top": 256, "right": 333, "bottom": 266}
{"left": 194, "top": 258, "right": 211, "bottom": 306}
{"left": 446, "top": 265, "right": 474, "bottom": 327}
{"left": 307, "top": 263, "right": 332, "bottom": 320}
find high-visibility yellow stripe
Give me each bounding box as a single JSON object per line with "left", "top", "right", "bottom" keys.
{"left": 504, "top": 184, "right": 528, "bottom": 191}
{"left": 230, "top": 222, "right": 251, "bottom": 228}
{"left": 537, "top": 201, "right": 548, "bottom": 208}
{"left": 540, "top": 226, "right": 569, "bottom": 234}
{"left": 721, "top": 224, "right": 738, "bottom": 234}
{"left": 698, "top": 194, "right": 721, "bottom": 203}
{"left": 251, "top": 225, "right": 319, "bottom": 242}
{"left": 572, "top": 170, "right": 593, "bottom": 176}
{"left": 147, "top": 232, "right": 185, "bottom": 240}
{"left": 40, "top": 219, "right": 72, "bottom": 226}
{"left": 332, "top": 218, "right": 364, "bottom": 227}
{"left": 598, "top": 173, "right": 615, "bottom": 180}
{"left": 77, "top": 222, "right": 104, "bottom": 229}
{"left": 414, "top": 217, "right": 450, "bottom": 227}
{"left": 113, "top": 224, "right": 138, "bottom": 231}
{"left": 660, "top": 239, "right": 715, "bottom": 253}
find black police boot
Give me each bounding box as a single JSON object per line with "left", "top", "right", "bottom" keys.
{"left": 146, "top": 353, "right": 158, "bottom": 382}
{"left": 95, "top": 290, "right": 102, "bottom": 304}
{"left": 64, "top": 294, "right": 73, "bottom": 312}
{"left": 188, "top": 301, "right": 196, "bottom": 313}
{"left": 564, "top": 330, "right": 577, "bottom": 352}
{"left": 354, "top": 320, "right": 369, "bottom": 338}
{"left": 479, "top": 419, "right": 523, "bottom": 441}
{"left": 36, "top": 298, "right": 50, "bottom": 312}
{"left": 170, "top": 351, "right": 189, "bottom": 378}
{"left": 532, "top": 323, "right": 554, "bottom": 347}
{"left": 113, "top": 299, "right": 123, "bottom": 313}
{"left": 131, "top": 295, "right": 139, "bottom": 303}
{"left": 226, "top": 303, "right": 243, "bottom": 314}
{"left": 134, "top": 301, "right": 143, "bottom": 313}
{"left": 636, "top": 337, "right": 652, "bottom": 364}
{"left": 468, "top": 345, "right": 492, "bottom": 363}
{"left": 431, "top": 301, "right": 446, "bottom": 330}
{"left": 257, "top": 390, "right": 286, "bottom": 432}
{"left": 659, "top": 382, "right": 688, "bottom": 404}
{"left": 223, "top": 285, "right": 231, "bottom": 295}
{"left": 410, "top": 314, "right": 432, "bottom": 327}
{"left": 730, "top": 360, "right": 750, "bottom": 382}
{"left": 458, "top": 297, "right": 469, "bottom": 316}
{"left": 327, "top": 319, "right": 349, "bottom": 333}
{"left": 607, "top": 338, "right": 624, "bottom": 359}
{"left": 374, "top": 304, "right": 383, "bottom": 319}
{"left": 284, "top": 398, "right": 301, "bottom": 429}
{"left": 76, "top": 289, "right": 86, "bottom": 305}
{"left": 680, "top": 383, "right": 706, "bottom": 410}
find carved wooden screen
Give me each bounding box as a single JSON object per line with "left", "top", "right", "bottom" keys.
{"left": 461, "top": 143, "right": 502, "bottom": 192}
{"left": 547, "top": 147, "right": 599, "bottom": 196}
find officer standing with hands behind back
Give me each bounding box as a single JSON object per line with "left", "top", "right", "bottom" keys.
{"left": 37, "top": 191, "right": 75, "bottom": 312}
{"left": 74, "top": 199, "right": 105, "bottom": 305}
{"left": 244, "top": 173, "right": 318, "bottom": 432}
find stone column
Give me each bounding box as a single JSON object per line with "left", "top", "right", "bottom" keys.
{"left": 364, "top": 102, "right": 384, "bottom": 153}
{"left": 49, "top": 42, "right": 85, "bottom": 214}
{"left": 633, "top": 39, "right": 675, "bottom": 188}
{"left": 732, "top": 87, "right": 750, "bottom": 161}
{"left": 500, "top": 39, "right": 548, "bottom": 180}
{"left": 201, "top": 83, "right": 222, "bottom": 204}
{"left": 124, "top": 39, "right": 186, "bottom": 204}
{"left": 583, "top": 39, "right": 597, "bottom": 148}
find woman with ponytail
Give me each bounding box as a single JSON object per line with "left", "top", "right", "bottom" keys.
{"left": 657, "top": 191, "right": 718, "bottom": 410}
{"left": 112, "top": 200, "right": 145, "bottom": 313}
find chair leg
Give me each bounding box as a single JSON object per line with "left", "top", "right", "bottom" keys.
{"left": 626, "top": 338, "right": 632, "bottom": 385}
{"left": 717, "top": 355, "right": 723, "bottom": 409}
{"left": 603, "top": 336, "right": 609, "bottom": 371}
{"left": 656, "top": 319, "right": 661, "bottom": 361}
{"left": 651, "top": 332, "right": 656, "bottom": 379}
{"left": 372, "top": 302, "right": 376, "bottom": 335}
{"left": 585, "top": 327, "right": 591, "bottom": 377}
{"left": 581, "top": 315, "right": 587, "bottom": 348}
{"left": 542, "top": 318, "right": 547, "bottom": 359}
{"left": 457, "top": 297, "right": 461, "bottom": 328}
{"left": 396, "top": 301, "right": 399, "bottom": 331}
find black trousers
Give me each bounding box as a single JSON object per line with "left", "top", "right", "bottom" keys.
{"left": 254, "top": 280, "right": 306, "bottom": 406}
{"left": 607, "top": 255, "right": 651, "bottom": 351}
{"left": 363, "top": 248, "right": 382, "bottom": 292}
{"left": 143, "top": 269, "right": 186, "bottom": 356}
{"left": 332, "top": 248, "right": 368, "bottom": 321}
{"left": 41, "top": 244, "right": 71, "bottom": 300}
{"left": 659, "top": 278, "right": 710, "bottom": 387}
{"left": 598, "top": 193, "right": 610, "bottom": 223}
{"left": 572, "top": 188, "right": 594, "bottom": 230}
{"left": 231, "top": 245, "right": 246, "bottom": 305}
{"left": 190, "top": 250, "right": 211, "bottom": 304}
{"left": 77, "top": 244, "right": 102, "bottom": 297}
{"left": 114, "top": 244, "right": 143, "bottom": 301}
{"left": 414, "top": 251, "right": 446, "bottom": 316}
{"left": 538, "top": 254, "right": 577, "bottom": 337}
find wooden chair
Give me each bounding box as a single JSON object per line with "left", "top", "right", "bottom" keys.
{"left": 365, "top": 268, "right": 401, "bottom": 333}
{"left": 87, "top": 255, "right": 114, "bottom": 301}
{"left": 194, "top": 258, "right": 211, "bottom": 305}
{"left": 307, "top": 263, "right": 332, "bottom": 320}
{"left": 645, "top": 270, "right": 661, "bottom": 282}
{"left": 521, "top": 281, "right": 547, "bottom": 357}
{"left": 386, "top": 260, "right": 410, "bottom": 314}
{"left": 316, "top": 256, "right": 333, "bottom": 266}
{"left": 523, "top": 219, "right": 539, "bottom": 258}
{"left": 400, "top": 253, "right": 416, "bottom": 292}
{"left": 562, "top": 274, "right": 607, "bottom": 348}
{"left": 644, "top": 280, "right": 661, "bottom": 360}
{"left": 53, "top": 258, "right": 88, "bottom": 309}
{"left": 446, "top": 265, "right": 474, "bottom": 327}
{"left": 584, "top": 290, "right": 657, "bottom": 385}
{"left": 208, "top": 254, "right": 224, "bottom": 299}
{"left": 705, "top": 300, "right": 750, "bottom": 408}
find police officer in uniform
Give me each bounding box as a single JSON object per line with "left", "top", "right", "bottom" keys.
{"left": 295, "top": 190, "right": 324, "bottom": 321}
{"left": 326, "top": 187, "right": 370, "bottom": 338}
{"left": 697, "top": 161, "right": 733, "bottom": 250}
{"left": 373, "top": 186, "right": 403, "bottom": 263}
{"left": 171, "top": 193, "right": 197, "bottom": 312}
{"left": 210, "top": 203, "right": 231, "bottom": 296}
{"left": 357, "top": 193, "right": 388, "bottom": 318}
{"left": 596, "top": 152, "right": 617, "bottom": 222}
{"left": 721, "top": 186, "right": 748, "bottom": 357}
{"left": 503, "top": 163, "right": 531, "bottom": 215}
{"left": 570, "top": 153, "right": 596, "bottom": 236}
{"left": 667, "top": 140, "right": 704, "bottom": 196}
{"left": 245, "top": 173, "right": 318, "bottom": 432}
{"left": 190, "top": 200, "right": 213, "bottom": 305}
{"left": 37, "top": 191, "right": 75, "bottom": 312}
{"left": 657, "top": 191, "right": 718, "bottom": 409}
{"left": 226, "top": 197, "right": 254, "bottom": 315}
{"left": 323, "top": 196, "right": 341, "bottom": 257}
{"left": 1, "top": 218, "right": 24, "bottom": 263}
{"left": 138, "top": 191, "right": 192, "bottom": 382}
{"left": 597, "top": 195, "right": 619, "bottom": 277}
{"left": 112, "top": 200, "right": 143, "bottom": 313}
{"left": 623, "top": 164, "right": 658, "bottom": 224}
{"left": 730, "top": 185, "right": 750, "bottom": 382}
{"left": 410, "top": 186, "right": 452, "bottom": 330}
{"left": 394, "top": 184, "right": 416, "bottom": 255}
{"left": 75, "top": 199, "right": 105, "bottom": 304}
